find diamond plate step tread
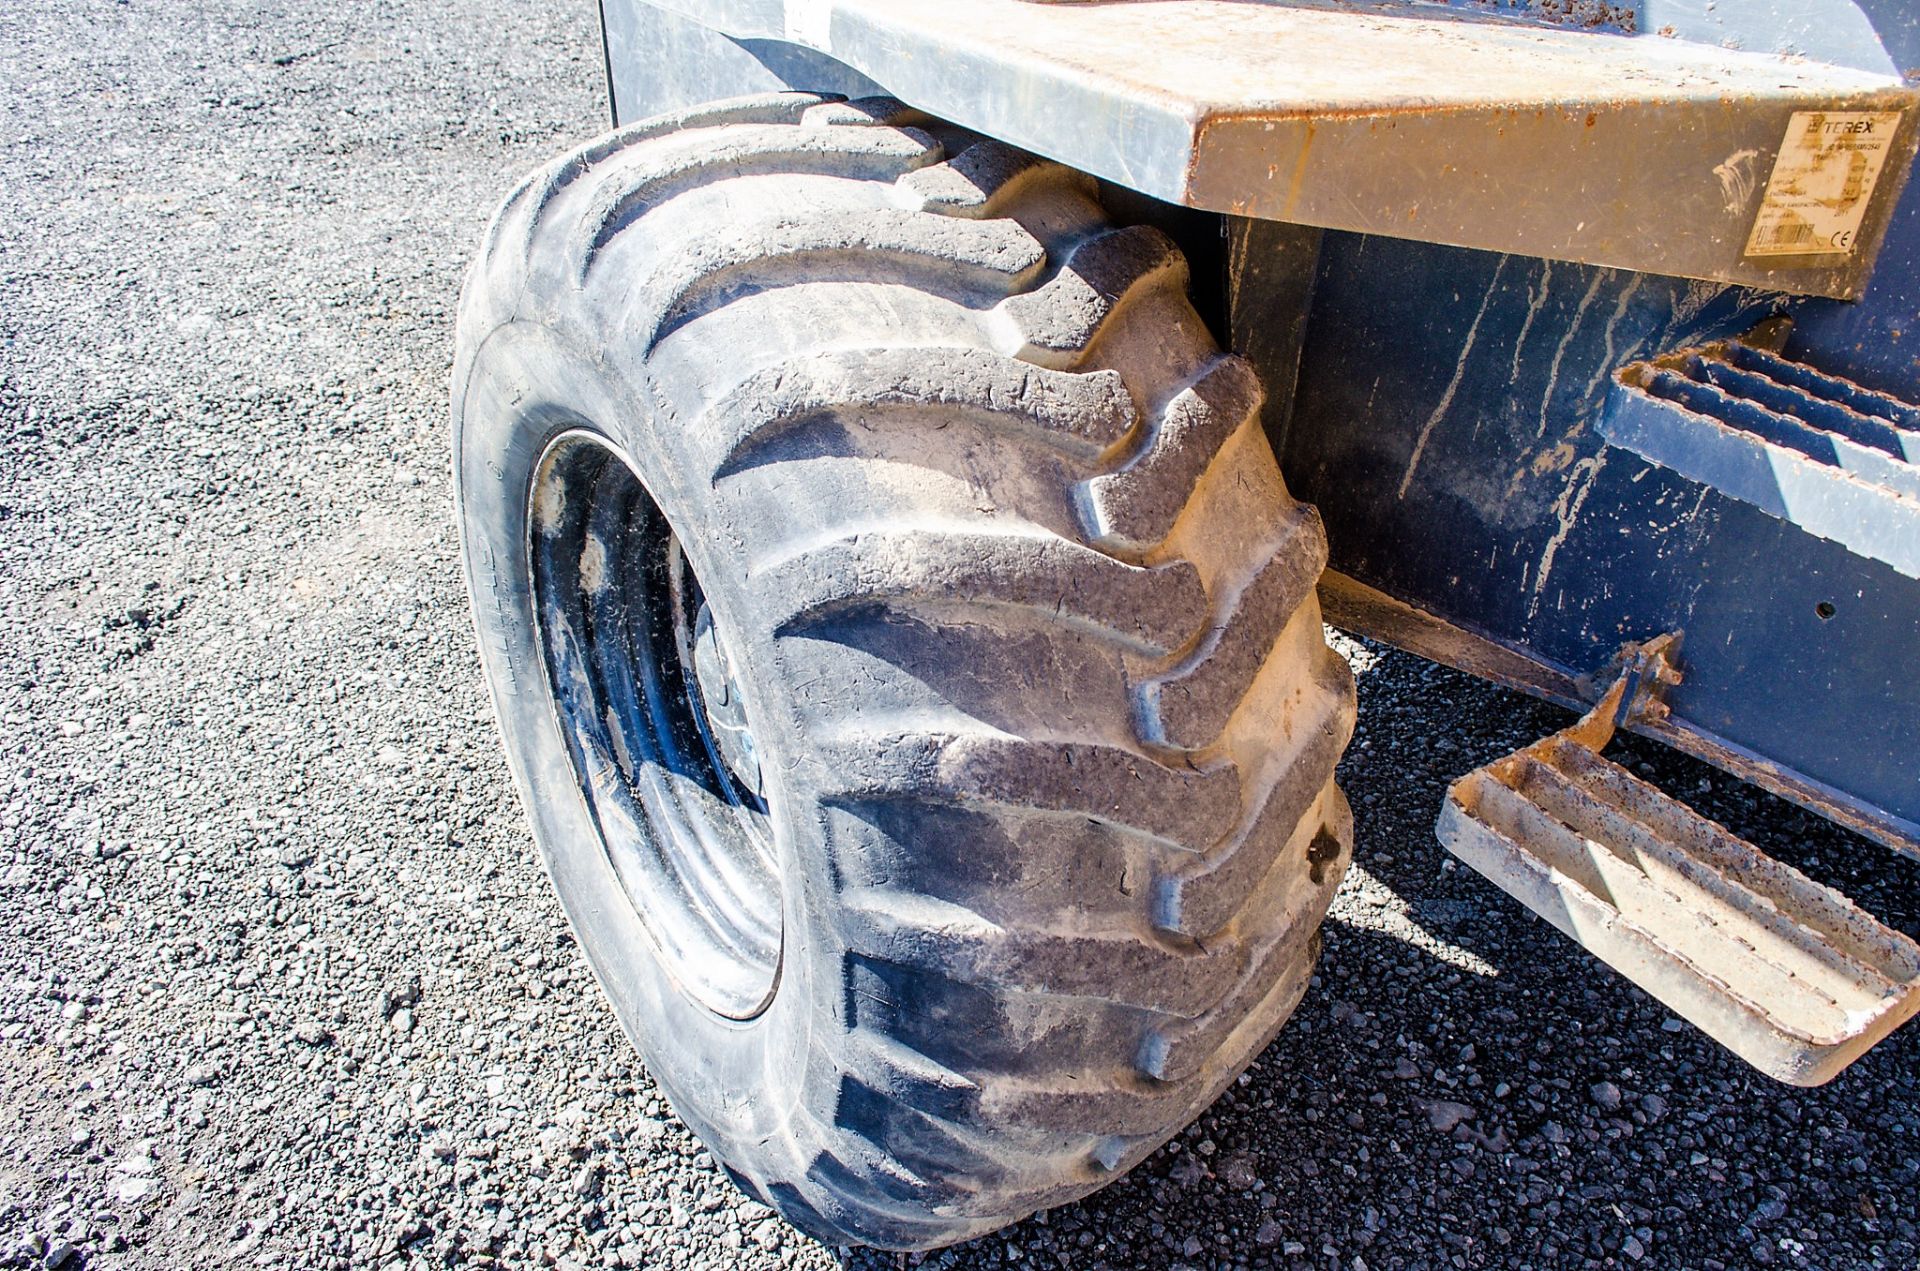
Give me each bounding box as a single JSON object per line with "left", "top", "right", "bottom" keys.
{"left": 1601, "top": 339, "right": 1920, "bottom": 578}
{"left": 1437, "top": 650, "right": 1920, "bottom": 1086}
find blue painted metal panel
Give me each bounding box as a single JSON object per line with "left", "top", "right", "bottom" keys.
{"left": 1279, "top": 234, "right": 1920, "bottom": 847}
{"left": 1253, "top": 0, "right": 1920, "bottom": 856}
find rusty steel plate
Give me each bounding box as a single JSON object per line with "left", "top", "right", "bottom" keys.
{"left": 637, "top": 0, "right": 1918, "bottom": 297}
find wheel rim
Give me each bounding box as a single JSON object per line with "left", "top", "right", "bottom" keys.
{"left": 527, "top": 431, "right": 781, "bottom": 1019}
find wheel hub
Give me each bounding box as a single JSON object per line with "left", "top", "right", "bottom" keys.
{"left": 687, "top": 602, "right": 765, "bottom": 802}
{"left": 527, "top": 431, "right": 781, "bottom": 1020}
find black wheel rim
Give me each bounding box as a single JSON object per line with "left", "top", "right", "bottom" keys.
{"left": 528, "top": 431, "right": 781, "bottom": 1019}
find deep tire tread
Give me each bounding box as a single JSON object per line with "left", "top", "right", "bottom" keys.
{"left": 1079, "top": 354, "right": 1267, "bottom": 552}
{"left": 703, "top": 348, "right": 1140, "bottom": 476}
{"left": 574, "top": 123, "right": 944, "bottom": 282}
{"left": 836, "top": 887, "right": 1242, "bottom": 1016}
{"left": 994, "top": 225, "right": 1189, "bottom": 369}
{"left": 1153, "top": 658, "right": 1355, "bottom": 938}
{"left": 813, "top": 731, "right": 1240, "bottom": 853}
{"left": 460, "top": 95, "right": 1353, "bottom": 1250}
{"left": 759, "top": 527, "right": 1209, "bottom": 657}
{"left": 897, "top": 138, "right": 1092, "bottom": 218}
{"left": 644, "top": 210, "right": 1049, "bottom": 349}
{"left": 483, "top": 92, "right": 834, "bottom": 270}
{"left": 1136, "top": 503, "right": 1332, "bottom": 750}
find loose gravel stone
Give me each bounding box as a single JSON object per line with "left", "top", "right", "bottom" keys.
{"left": 1425, "top": 1100, "right": 1476, "bottom": 1133}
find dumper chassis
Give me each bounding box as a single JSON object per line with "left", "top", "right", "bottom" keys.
{"left": 455, "top": 0, "right": 1920, "bottom": 1249}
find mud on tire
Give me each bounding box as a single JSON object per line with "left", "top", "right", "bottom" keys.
{"left": 452, "top": 92, "right": 1355, "bottom": 1250}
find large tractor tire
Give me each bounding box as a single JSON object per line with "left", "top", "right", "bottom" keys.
{"left": 452, "top": 92, "right": 1355, "bottom": 1250}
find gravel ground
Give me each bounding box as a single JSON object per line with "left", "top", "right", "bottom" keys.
{"left": 3, "top": 3, "right": 1918, "bottom": 1269}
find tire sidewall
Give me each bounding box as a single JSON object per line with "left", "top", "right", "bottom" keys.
{"left": 453, "top": 319, "right": 823, "bottom": 1181}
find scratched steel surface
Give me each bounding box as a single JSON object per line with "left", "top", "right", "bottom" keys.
{"left": 607, "top": 0, "right": 1919, "bottom": 297}
{"left": 1280, "top": 229, "right": 1920, "bottom": 854}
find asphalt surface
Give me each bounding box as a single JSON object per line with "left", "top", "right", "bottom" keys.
{"left": 2, "top": 3, "right": 1918, "bottom": 1269}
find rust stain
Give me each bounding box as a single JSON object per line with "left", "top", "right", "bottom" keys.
{"left": 1281, "top": 121, "right": 1315, "bottom": 222}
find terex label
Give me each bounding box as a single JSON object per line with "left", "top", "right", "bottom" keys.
{"left": 1745, "top": 110, "right": 1904, "bottom": 259}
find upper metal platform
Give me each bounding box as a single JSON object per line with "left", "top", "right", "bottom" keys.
{"left": 633, "top": 0, "right": 1919, "bottom": 297}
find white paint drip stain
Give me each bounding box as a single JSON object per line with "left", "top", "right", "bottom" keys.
{"left": 1509, "top": 259, "right": 1553, "bottom": 386}
{"left": 1529, "top": 451, "right": 1608, "bottom": 622}
{"left": 1583, "top": 273, "right": 1645, "bottom": 404}
{"left": 1398, "top": 256, "right": 1508, "bottom": 500}
{"left": 1537, "top": 269, "right": 1609, "bottom": 439}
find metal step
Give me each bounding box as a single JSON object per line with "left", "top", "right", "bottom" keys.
{"left": 1601, "top": 339, "right": 1920, "bottom": 577}
{"left": 1437, "top": 638, "right": 1920, "bottom": 1086}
